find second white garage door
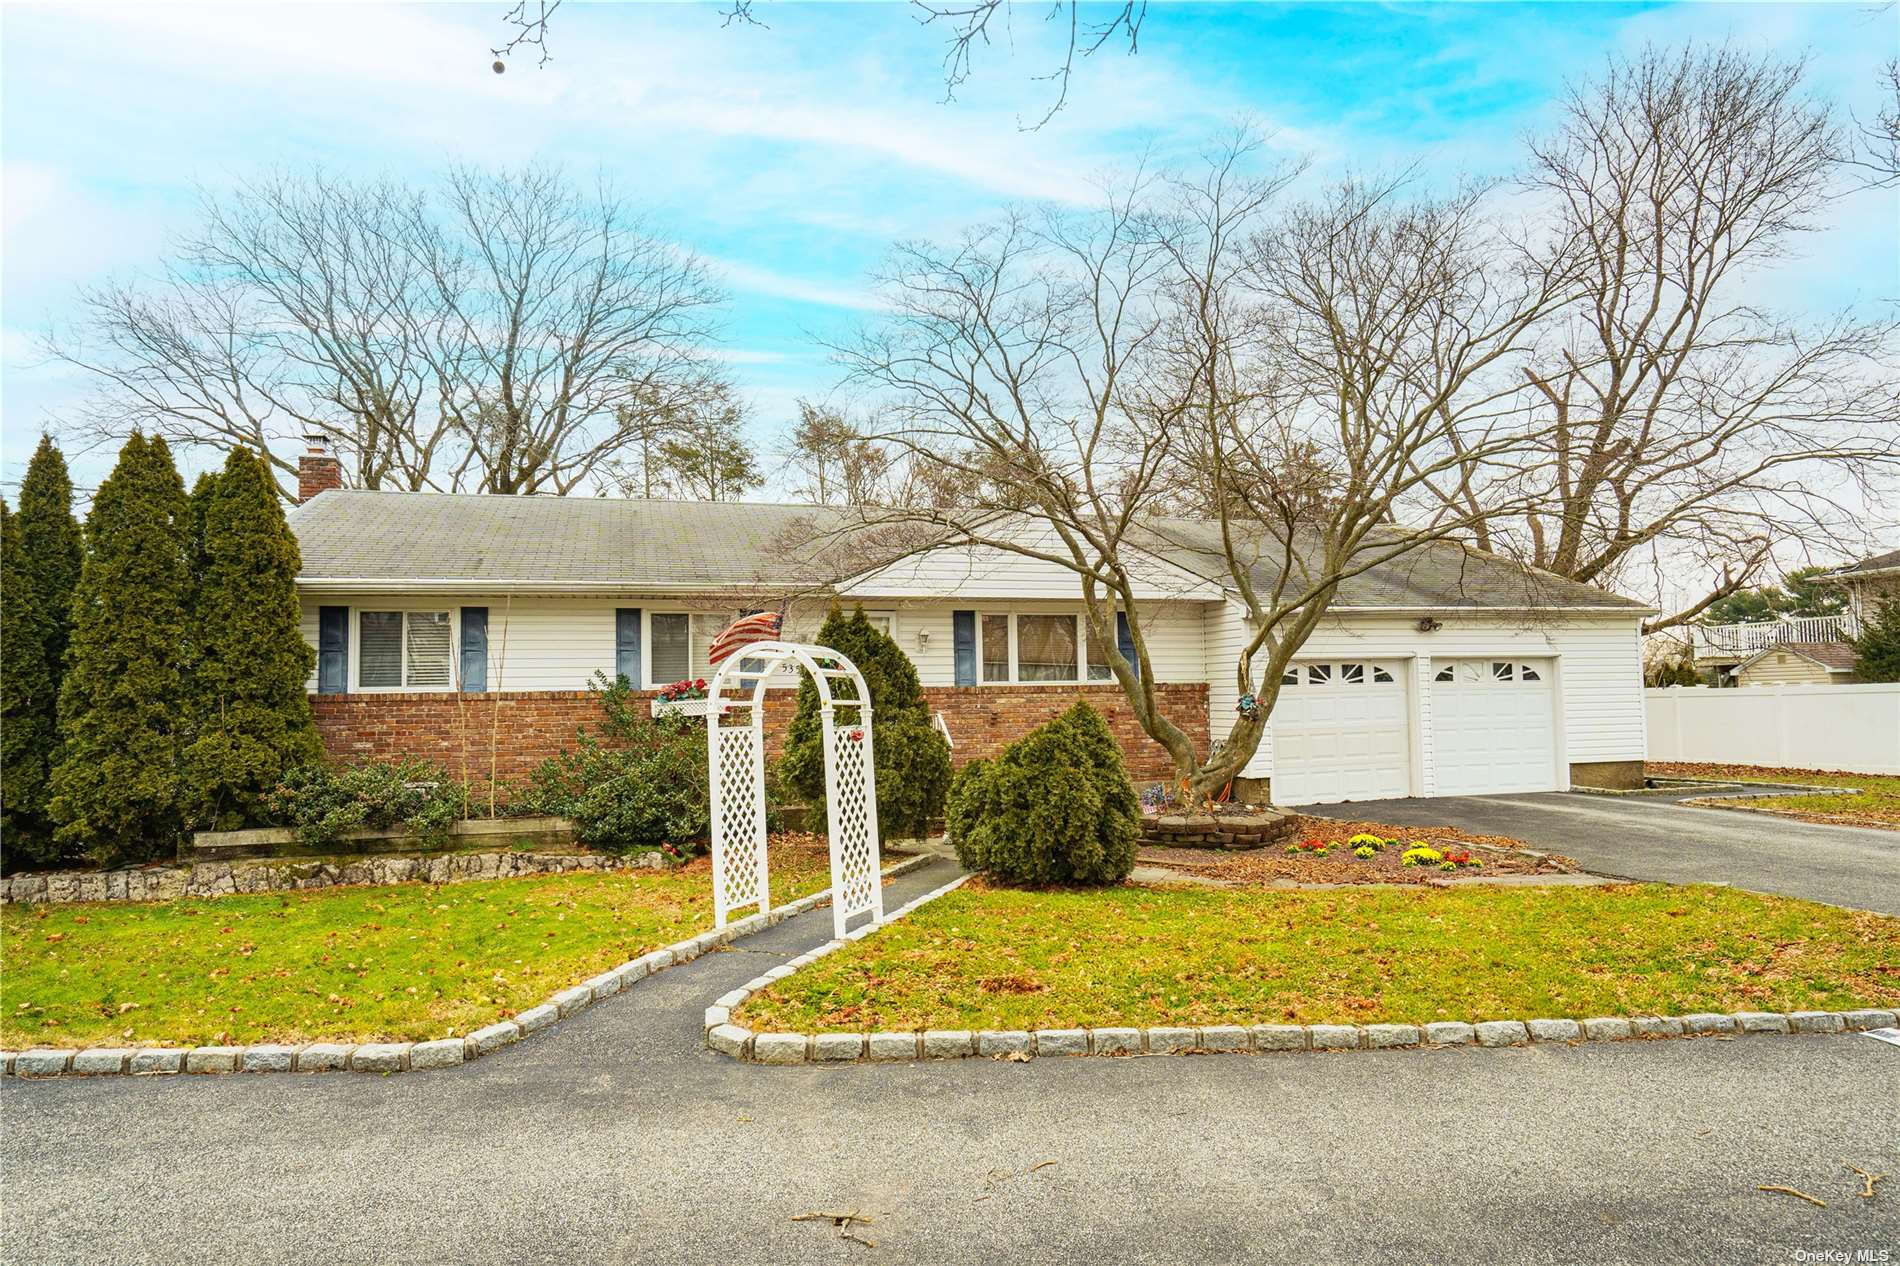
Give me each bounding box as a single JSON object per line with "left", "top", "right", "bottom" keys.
{"left": 1271, "top": 660, "right": 1411, "bottom": 805}
{"left": 1429, "top": 659, "right": 1559, "bottom": 796}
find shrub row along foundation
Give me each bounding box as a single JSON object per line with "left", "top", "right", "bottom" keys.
{"left": 1, "top": 855, "right": 936, "bottom": 1079}
{"left": 705, "top": 876, "right": 1899, "bottom": 1064}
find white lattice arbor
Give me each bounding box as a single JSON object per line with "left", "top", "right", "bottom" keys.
{"left": 706, "top": 641, "right": 883, "bottom": 939}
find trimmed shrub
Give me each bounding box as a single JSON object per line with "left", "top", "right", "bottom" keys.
{"left": 267, "top": 759, "right": 467, "bottom": 851}
{"left": 781, "top": 606, "right": 952, "bottom": 840}
{"left": 517, "top": 677, "right": 713, "bottom": 857}
{"left": 947, "top": 700, "right": 1139, "bottom": 887}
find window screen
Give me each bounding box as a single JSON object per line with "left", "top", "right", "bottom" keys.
{"left": 1085, "top": 619, "right": 1113, "bottom": 681}
{"left": 1018, "top": 614, "right": 1078, "bottom": 682}
{"left": 359, "top": 612, "right": 402, "bottom": 688}
{"left": 650, "top": 613, "right": 690, "bottom": 683}
{"left": 981, "top": 614, "right": 1010, "bottom": 683}
{"left": 404, "top": 612, "right": 452, "bottom": 687}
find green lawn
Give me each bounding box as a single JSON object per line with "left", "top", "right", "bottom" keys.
{"left": 1650, "top": 762, "right": 1900, "bottom": 826}
{"left": 2, "top": 846, "right": 834, "bottom": 1049}
{"left": 736, "top": 882, "right": 1900, "bottom": 1032}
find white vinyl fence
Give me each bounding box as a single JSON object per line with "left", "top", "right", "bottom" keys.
{"left": 1646, "top": 684, "right": 1900, "bottom": 775}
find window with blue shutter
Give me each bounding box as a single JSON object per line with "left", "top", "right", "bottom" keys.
{"left": 616, "top": 608, "right": 642, "bottom": 685}
{"left": 459, "top": 607, "right": 488, "bottom": 692}
{"left": 317, "top": 606, "right": 348, "bottom": 695}
{"left": 1116, "top": 611, "right": 1140, "bottom": 681}
{"left": 952, "top": 610, "right": 976, "bottom": 686}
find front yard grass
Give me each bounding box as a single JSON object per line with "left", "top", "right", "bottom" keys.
{"left": 1649, "top": 761, "right": 1900, "bottom": 828}
{"left": 2, "top": 840, "right": 836, "bottom": 1050}
{"left": 736, "top": 881, "right": 1900, "bottom": 1033}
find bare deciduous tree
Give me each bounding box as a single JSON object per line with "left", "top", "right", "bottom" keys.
{"left": 779, "top": 399, "right": 894, "bottom": 506}
{"left": 48, "top": 166, "right": 731, "bottom": 500}
{"left": 817, "top": 145, "right": 1561, "bottom": 798}
{"left": 1424, "top": 46, "right": 1900, "bottom": 633}
{"left": 421, "top": 165, "right": 729, "bottom": 495}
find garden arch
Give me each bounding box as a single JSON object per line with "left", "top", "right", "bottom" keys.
{"left": 705, "top": 641, "right": 883, "bottom": 939}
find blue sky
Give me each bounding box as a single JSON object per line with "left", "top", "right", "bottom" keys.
{"left": 4, "top": 1, "right": 1896, "bottom": 499}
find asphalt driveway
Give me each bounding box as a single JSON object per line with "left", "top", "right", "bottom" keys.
{"left": 1298, "top": 789, "right": 1900, "bottom": 914}
{"left": 4, "top": 856, "right": 1896, "bottom": 1265}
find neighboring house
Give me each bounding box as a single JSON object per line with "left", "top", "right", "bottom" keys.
{"left": 1689, "top": 547, "right": 1895, "bottom": 687}
{"left": 1730, "top": 641, "right": 1861, "bottom": 687}
{"left": 1829, "top": 547, "right": 1900, "bottom": 629}
{"left": 287, "top": 445, "right": 1652, "bottom": 807}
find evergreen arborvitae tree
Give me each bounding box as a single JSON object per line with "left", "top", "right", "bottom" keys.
{"left": 780, "top": 605, "right": 952, "bottom": 840}
{"left": 16, "top": 437, "right": 84, "bottom": 677}
{"left": 1, "top": 499, "right": 63, "bottom": 869}
{"left": 1855, "top": 600, "right": 1900, "bottom": 684}
{"left": 183, "top": 449, "right": 321, "bottom": 830}
{"left": 47, "top": 434, "right": 192, "bottom": 866}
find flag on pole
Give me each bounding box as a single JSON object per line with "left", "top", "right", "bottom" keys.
{"left": 706, "top": 610, "right": 783, "bottom": 665}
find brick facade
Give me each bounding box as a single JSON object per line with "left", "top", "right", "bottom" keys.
{"left": 308, "top": 682, "right": 1208, "bottom": 795}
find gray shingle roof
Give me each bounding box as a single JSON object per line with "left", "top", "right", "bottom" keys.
{"left": 1838, "top": 547, "right": 1900, "bottom": 575}
{"left": 289, "top": 490, "right": 1645, "bottom": 610}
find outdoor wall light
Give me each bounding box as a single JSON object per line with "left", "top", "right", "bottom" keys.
{"left": 1416, "top": 617, "right": 1443, "bottom": 633}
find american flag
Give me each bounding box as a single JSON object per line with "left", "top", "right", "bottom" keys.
{"left": 706, "top": 610, "right": 783, "bottom": 665}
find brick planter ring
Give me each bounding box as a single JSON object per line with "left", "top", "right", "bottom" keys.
{"left": 702, "top": 876, "right": 1898, "bottom": 1064}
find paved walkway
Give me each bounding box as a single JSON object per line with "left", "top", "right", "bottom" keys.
{"left": 1296, "top": 790, "right": 1900, "bottom": 915}
{"left": 5, "top": 855, "right": 1897, "bottom": 1264}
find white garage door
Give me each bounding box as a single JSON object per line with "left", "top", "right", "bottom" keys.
{"left": 1430, "top": 659, "right": 1558, "bottom": 796}
{"left": 1271, "top": 660, "right": 1410, "bottom": 805}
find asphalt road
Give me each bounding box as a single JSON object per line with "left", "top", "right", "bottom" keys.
{"left": 1297, "top": 790, "right": 1900, "bottom": 915}
{"left": 5, "top": 859, "right": 1897, "bottom": 1265}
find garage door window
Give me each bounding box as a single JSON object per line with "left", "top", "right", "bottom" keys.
{"left": 1288, "top": 661, "right": 1393, "bottom": 687}
{"left": 1435, "top": 660, "right": 1543, "bottom": 684}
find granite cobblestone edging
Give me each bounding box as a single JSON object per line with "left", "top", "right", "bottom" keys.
{"left": 704, "top": 876, "right": 1899, "bottom": 1065}
{"left": 1, "top": 855, "right": 937, "bottom": 1082}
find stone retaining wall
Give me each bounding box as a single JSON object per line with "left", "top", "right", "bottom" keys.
{"left": 0, "top": 848, "right": 666, "bottom": 906}
{"left": 1138, "top": 810, "right": 1296, "bottom": 850}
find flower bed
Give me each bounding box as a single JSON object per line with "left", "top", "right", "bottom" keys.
{"left": 1137, "top": 816, "right": 1575, "bottom": 886}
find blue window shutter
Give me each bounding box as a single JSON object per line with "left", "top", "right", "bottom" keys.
{"left": 616, "top": 608, "right": 642, "bottom": 685}
{"left": 952, "top": 610, "right": 976, "bottom": 686}
{"left": 1116, "top": 611, "right": 1140, "bottom": 682}
{"left": 459, "top": 607, "right": 488, "bottom": 692}
{"left": 317, "top": 606, "right": 349, "bottom": 695}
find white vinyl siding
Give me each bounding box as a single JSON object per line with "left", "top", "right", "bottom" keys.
{"left": 301, "top": 596, "right": 1212, "bottom": 692}
{"left": 1205, "top": 606, "right": 1645, "bottom": 782}
{"left": 1734, "top": 651, "right": 1838, "bottom": 687}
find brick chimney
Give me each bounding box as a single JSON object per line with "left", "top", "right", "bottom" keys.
{"left": 298, "top": 434, "right": 342, "bottom": 503}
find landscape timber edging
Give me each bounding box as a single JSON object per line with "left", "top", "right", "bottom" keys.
{"left": 1, "top": 854, "right": 937, "bottom": 1081}
{"left": 702, "top": 876, "right": 1898, "bottom": 1064}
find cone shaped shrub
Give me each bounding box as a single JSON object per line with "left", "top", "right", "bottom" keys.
{"left": 2, "top": 439, "right": 84, "bottom": 868}
{"left": 183, "top": 449, "right": 321, "bottom": 830}
{"left": 780, "top": 605, "right": 951, "bottom": 840}
{"left": 1, "top": 500, "right": 61, "bottom": 867}
{"left": 47, "top": 434, "right": 192, "bottom": 866}
{"left": 948, "top": 700, "right": 1139, "bottom": 886}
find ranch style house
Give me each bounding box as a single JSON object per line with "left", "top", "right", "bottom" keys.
{"left": 288, "top": 446, "right": 1652, "bottom": 807}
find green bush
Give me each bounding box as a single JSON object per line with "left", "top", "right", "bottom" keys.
{"left": 781, "top": 606, "right": 952, "bottom": 840}
{"left": 947, "top": 701, "right": 1139, "bottom": 887}
{"left": 267, "top": 760, "right": 467, "bottom": 851}
{"left": 517, "top": 681, "right": 712, "bottom": 856}
{"left": 1856, "top": 599, "right": 1900, "bottom": 684}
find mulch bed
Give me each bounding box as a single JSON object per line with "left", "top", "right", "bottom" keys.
{"left": 1137, "top": 815, "right": 1578, "bottom": 887}
{"left": 1647, "top": 761, "right": 1875, "bottom": 784}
